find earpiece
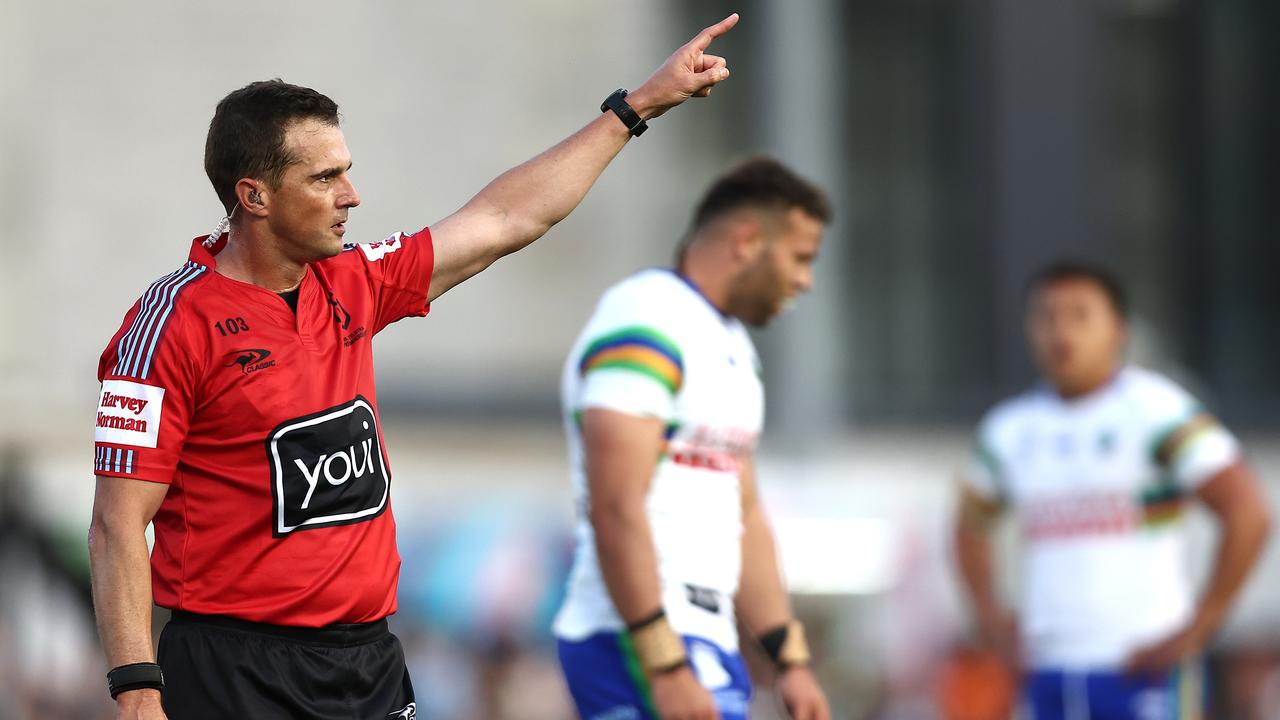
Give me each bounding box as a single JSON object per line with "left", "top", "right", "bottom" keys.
{"left": 248, "top": 190, "right": 262, "bottom": 205}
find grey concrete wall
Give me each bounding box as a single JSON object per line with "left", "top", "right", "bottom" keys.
{"left": 0, "top": 0, "right": 747, "bottom": 442}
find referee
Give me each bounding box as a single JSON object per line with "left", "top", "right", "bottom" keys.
{"left": 87, "top": 14, "right": 738, "bottom": 719}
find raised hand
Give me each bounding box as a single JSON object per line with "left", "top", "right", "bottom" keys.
{"left": 627, "top": 13, "right": 739, "bottom": 120}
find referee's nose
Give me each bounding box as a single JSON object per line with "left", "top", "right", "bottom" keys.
{"left": 338, "top": 174, "right": 360, "bottom": 209}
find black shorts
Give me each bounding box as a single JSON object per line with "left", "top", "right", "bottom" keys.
{"left": 157, "top": 610, "right": 416, "bottom": 720}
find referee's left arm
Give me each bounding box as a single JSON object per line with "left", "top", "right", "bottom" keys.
{"left": 88, "top": 475, "right": 170, "bottom": 719}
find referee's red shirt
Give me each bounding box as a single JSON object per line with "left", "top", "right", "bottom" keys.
{"left": 94, "top": 229, "right": 433, "bottom": 627}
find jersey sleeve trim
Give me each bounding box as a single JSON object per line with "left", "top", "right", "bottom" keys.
{"left": 95, "top": 446, "right": 137, "bottom": 475}
{"left": 974, "top": 440, "right": 1002, "bottom": 486}
{"left": 110, "top": 262, "right": 208, "bottom": 381}
{"left": 1151, "top": 412, "right": 1216, "bottom": 467}
{"left": 579, "top": 326, "right": 684, "bottom": 395}
{"left": 961, "top": 435, "right": 1007, "bottom": 503}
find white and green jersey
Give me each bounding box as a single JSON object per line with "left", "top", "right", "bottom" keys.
{"left": 963, "top": 366, "right": 1240, "bottom": 669}
{"left": 553, "top": 269, "right": 764, "bottom": 651}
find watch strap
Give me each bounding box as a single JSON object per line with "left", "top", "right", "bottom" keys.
{"left": 107, "top": 662, "right": 165, "bottom": 699}
{"left": 601, "top": 89, "right": 648, "bottom": 137}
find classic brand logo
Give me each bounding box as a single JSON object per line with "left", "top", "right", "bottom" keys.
{"left": 95, "top": 380, "right": 165, "bottom": 448}
{"left": 267, "top": 395, "right": 389, "bottom": 536}
{"left": 225, "top": 348, "right": 276, "bottom": 375}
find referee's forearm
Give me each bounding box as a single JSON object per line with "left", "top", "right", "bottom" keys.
{"left": 88, "top": 514, "right": 158, "bottom": 667}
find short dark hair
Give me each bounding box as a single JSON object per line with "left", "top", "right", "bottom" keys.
{"left": 1027, "top": 261, "right": 1130, "bottom": 317}
{"left": 204, "top": 79, "right": 341, "bottom": 214}
{"left": 690, "top": 156, "right": 833, "bottom": 230}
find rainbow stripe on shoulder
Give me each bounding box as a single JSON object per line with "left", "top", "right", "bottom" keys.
{"left": 579, "top": 326, "right": 684, "bottom": 395}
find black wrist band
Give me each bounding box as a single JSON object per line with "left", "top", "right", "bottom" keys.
{"left": 758, "top": 624, "right": 789, "bottom": 663}
{"left": 626, "top": 607, "right": 667, "bottom": 632}
{"left": 758, "top": 620, "right": 811, "bottom": 670}
{"left": 601, "top": 89, "right": 648, "bottom": 137}
{"left": 107, "top": 662, "right": 164, "bottom": 700}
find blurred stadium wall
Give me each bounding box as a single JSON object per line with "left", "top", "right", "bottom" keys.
{"left": 1, "top": 0, "right": 1277, "bottom": 718}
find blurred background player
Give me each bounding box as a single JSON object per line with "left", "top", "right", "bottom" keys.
{"left": 554, "top": 157, "right": 833, "bottom": 720}
{"left": 86, "top": 15, "right": 739, "bottom": 720}
{"left": 953, "top": 262, "right": 1271, "bottom": 719}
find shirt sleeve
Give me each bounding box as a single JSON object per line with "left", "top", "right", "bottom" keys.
{"left": 348, "top": 227, "right": 435, "bottom": 335}
{"left": 575, "top": 325, "right": 684, "bottom": 421}
{"left": 1147, "top": 381, "right": 1241, "bottom": 491}
{"left": 94, "top": 297, "right": 201, "bottom": 485}
{"left": 961, "top": 422, "right": 1006, "bottom": 503}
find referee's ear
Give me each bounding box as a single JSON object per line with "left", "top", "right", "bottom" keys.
{"left": 234, "top": 179, "right": 269, "bottom": 218}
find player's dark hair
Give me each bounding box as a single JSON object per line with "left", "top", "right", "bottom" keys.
{"left": 204, "top": 79, "right": 341, "bottom": 214}
{"left": 1027, "top": 261, "right": 1130, "bottom": 318}
{"left": 691, "top": 156, "right": 833, "bottom": 230}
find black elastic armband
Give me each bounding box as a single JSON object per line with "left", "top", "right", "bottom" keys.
{"left": 758, "top": 625, "right": 789, "bottom": 661}
{"left": 601, "top": 89, "right": 648, "bottom": 137}
{"left": 757, "top": 620, "right": 812, "bottom": 670}
{"left": 107, "top": 662, "right": 165, "bottom": 699}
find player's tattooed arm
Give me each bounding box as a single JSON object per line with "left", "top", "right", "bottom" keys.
{"left": 953, "top": 483, "right": 1019, "bottom": 669}
{"left": 1126, "top": 460, "right": 1271, "bottom": 674}
{"left": 425, "top": 14, "right": 738, "bottom": 303}
{"left": 89, "top": 476, "right": 170, "bottom": 719}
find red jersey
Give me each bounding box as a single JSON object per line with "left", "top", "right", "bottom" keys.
{"left": 94, "top": 229, "right": 433, "bottom": 627}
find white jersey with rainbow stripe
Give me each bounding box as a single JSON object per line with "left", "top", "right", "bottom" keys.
{"left": 553, "top": 269, "right": 764, "bottom": 651}
{"left": 963, "top": 366, "right": 1240, "bottom": 669}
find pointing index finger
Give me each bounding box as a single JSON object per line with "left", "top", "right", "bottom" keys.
{"left": 690, "top": 13, "right": 739, "bottom": 52}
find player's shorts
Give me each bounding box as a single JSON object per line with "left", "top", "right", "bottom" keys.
{"left": 1024, "top": 662, "right": 1205, "bottom": 720}
{"left": 558, "top": 631, "right": 753, "bottom": 720}
{"left": 157, "top": 610, "right": 416, "bottom": 720}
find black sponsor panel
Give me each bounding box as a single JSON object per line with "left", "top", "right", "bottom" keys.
{"left": 267, "top": 395, "right": 389, "bottom": 536}
{"left": 685, "top": 584, "right": 722, "bottom": 614}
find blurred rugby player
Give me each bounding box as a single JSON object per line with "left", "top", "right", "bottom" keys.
{"left": 954, "top": 262, "right": 1270, "bottom": 719}
{"left": 556, "top": 157, "right": 832, "bottom": 720}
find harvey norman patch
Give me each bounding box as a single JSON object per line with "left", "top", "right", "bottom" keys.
{"left": 96, "top": 379, "right": 165, "bottom": 448}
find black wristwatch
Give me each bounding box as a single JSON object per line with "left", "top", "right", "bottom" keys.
{"left": 107, "top": 662, "right": 165, "bottom": 699}
{"left": 601, "top": 89, "right": 648, "bottom": 137}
